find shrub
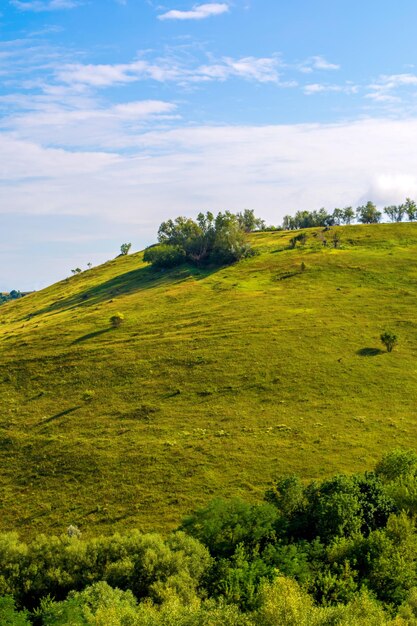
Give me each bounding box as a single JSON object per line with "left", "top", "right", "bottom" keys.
{"left": 82, "top": 390, "right": 95, "bottom": 403}
{"left": 67, "top": 525, "right": 81, "bottom": 538}
{"left": 0, "top": 596, "right": 30, "bottom": 625}
{"left": 380, "top": 331, "right": 398, "bottom": 353}
{"left": 143, "top": 244, "right": 186, "bottom": 269}
{"left": 37, "top": 581, "right": 139, "bottom": 626}
{"left": 289, "top": 233, "right": 307, "bottom": 249}
{"left": 110, "top": 313, "right": 124, "bottom": 328}
{"left": 375, "top": 449, "right": 417, "bottom": 482}
{"left": 180, "top": 499, "right": 279, "bottom": 559}
{"left": 331, "top": 232, "right": 341, "bottom": 248}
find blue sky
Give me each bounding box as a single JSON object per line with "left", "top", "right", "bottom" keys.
{"left": 2, "top": 0, "right": 417, "bottom": 290}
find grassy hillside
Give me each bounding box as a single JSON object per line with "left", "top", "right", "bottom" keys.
{"left": 1, "top": 223, "right": 417, "bottom": 537}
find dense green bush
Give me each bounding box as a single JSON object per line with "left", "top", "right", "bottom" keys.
{"left": 180, "top": 499, "right": 279, "bottom": 559}
{"left": 110, "top": 312, "right": 124, "bottom": 328}
{"left": 143, "top": 244, "right": 186, "bottom": 268}
{"left": 0, "top": 531, "right": 210, "bottom": 612}
{"left": 144, "top": 211, "right": 257, "bottom": 269}
{"left": 0, "top": 595, "right": 30, "bottom": 625}
{"left": 2, "top": 453, "right": 417, "bottom": 623}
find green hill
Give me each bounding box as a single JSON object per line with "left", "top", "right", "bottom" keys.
{"left": 1, "top": 223, "right": 417, "bottom": 537}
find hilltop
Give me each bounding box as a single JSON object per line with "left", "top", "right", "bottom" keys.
{"left": 1, "top": 223, "right": 417, "bottom": 537}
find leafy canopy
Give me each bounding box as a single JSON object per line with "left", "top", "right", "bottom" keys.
{"left": 144, "top": 211, "right": 258, "bottom": 269}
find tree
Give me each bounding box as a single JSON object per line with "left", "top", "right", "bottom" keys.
{"left": 237, "top": 209, "right": 265, "bottom": 233}
{"left": 158, "top": 216, "right": 201, "bottom": 252}
{"left": 282, "top": 215, "right": 296, "bottom": 230}
{"left": 404, "top": 198, "right": 417, "bottom": 221}
{"left": 120, "top": 243, "right": 132, "bottom": 256}
{"left": 212, "top": 212, "right": 254, "bottom": 264}
{"left": 356, "top": 202, "right": 382, "bottom": 224}
{"left": 343, "top": 207, "right": 355, "bottom": 224}
{"left": 383, "top": 205, "right": 404, "bottom": 222}
{"left": 71, "top": 268, "right": 82, "bottom": 275}
{"left": 332, "top": 208, "right": 344, "bottom": 225}
{"left": 190, "top": 211, "right": 216, "bottom": 262}
{"left": 380, "top": 331, "right": 398, "bottom": 353}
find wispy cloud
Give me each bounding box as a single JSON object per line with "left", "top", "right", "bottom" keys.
{"left": 304, "top": 82, "right": 358, "bottom": 95}
{"left": 195, "top": 56, "right": 279, "bottom": 82}
{"left": 299, "top": 55, "right": 340, "bottom": 73}
{"left": 57, "top": 62, "right": 146, "bottom": 87}
{"left": 11, "top": 0, "right": 81, "bottom": 11}
{"left": 56, "top": 54, "right": 281, "bottom": 86}
{"left": 158, "top": 2, "right": 229, "bottom": 21}
{"left": 1, "top": 99, "right": 178, "bottom": 149}
{"left": 366, "top": 73, "right": 417, "bottom": 103}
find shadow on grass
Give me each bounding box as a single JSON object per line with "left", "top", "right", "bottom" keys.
{"left": 72, "top": 328, "right": 111, "bottom": 344}
{"left": 36, "top": 406, "right": 82, "bottom": 427}
{"left": 29, "top": 263, "right": 218, "bottom": 319}
{"left": 357, "top": 347, "right": 384, "bottom": 357}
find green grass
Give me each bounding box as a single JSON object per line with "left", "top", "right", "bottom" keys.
{"left": 1, "top": 223, "right": 417, "bottom": 537}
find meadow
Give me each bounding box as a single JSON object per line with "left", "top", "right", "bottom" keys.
{"left": 1, "top": 222, "right": 416, "bottom": 537}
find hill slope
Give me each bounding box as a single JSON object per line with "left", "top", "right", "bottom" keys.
{"left": 1, "top": 223, "right": 417, "bottom": 536}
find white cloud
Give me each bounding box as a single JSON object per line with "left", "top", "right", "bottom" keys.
{"left": 197, "top": 56, "right": 279, "bottom": 82}
{"left": 365, "top": 92, "right": 400, "bottom": 103}
{"left": 2, "top": 118, "right": 417, "bottom": 229}
{"left": 0, "top": 134, "right": 119, "bottom": 182}
{"left": 56, "top": 55, "right": 281, "bottom": 87}
{"left": 363, "top": 173, "right": 417, "bottom": 205}
{"left": 299, "top": 55, "right": 340, "bottom": 73}
{"left": 304, "top": 83, "right": 358, "bottom": 95}
{"left": 310, "top": 56, "right": 340, "bottom": 71}
{"left": 111, "top": 100, "right": 176, "bottom": 118}
{"left": 373, "top": 73, "right": 417, "bottom": 89}
{"left": 11, "top": 0, "right": 81, "bottom": 11}
{"left": 366, "top": 73, "right": 417, "bottom": 104}
{"left": 1, "top": 99, "right": 178, "bottom": 149}
{"left": 57, "top": 62, "right": 147, "bottom": 87}
{"left": 158, "top": 3, "right": 229, "bottom": 21}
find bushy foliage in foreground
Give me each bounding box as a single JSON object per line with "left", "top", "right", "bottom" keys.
{"left": 4, "top": 451, "right": 417, "bottom": 623}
